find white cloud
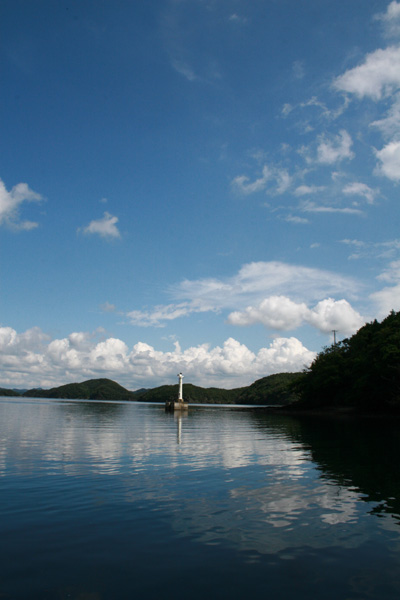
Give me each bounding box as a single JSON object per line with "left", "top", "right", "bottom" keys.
{"left": 375, "top": 1, "right": 400, "bottom": 38}
{"left": 342, "top": 182, "right": 378, "bottom": 204}
{"left": 306, "top": 298, "right": 364, "bottom": 334}
{"left": 275, "top": 169, "right": 292, "bottom": 193}
{"left": 229, "top": 14, "right": 247, "bottom": 25}
{"left": 294, "top": 185, "right": 326, "bottom": 196}
{"left": 375, "top": 140, "right": 400, "bottom": 180}
{"left": 341, "top": 238, "right": 400, "bottom": 260}
{"left": 100, "top": 302, "right": 116, "bottom": 313}
{"left": 282, "top": 95, "right": 349, "bottom": 122}
{"left": 301, "top": 96, "right": 328, "bottom": 114}
{"left": 334, "top": 46, "right": 400, "bottom": 100}
{"left": 282, "top": 103, "right": 293, "bottom": 116}
{"left": 316, "top": 130, "right": 354, "bottom": 164}
{"left": 227, "top": 296, "right": 364, "bottom": 335}
{"left": 174, "top": 260, "right": 361, "bottom": 306}
{"left": 0, "top": 325, "right": 50, "bottom": 353}
{"left": 171, "top": 59, "right": 198, "bottom": 81}
{"left": 228, "top": 296, "right": 309, "bottom": 330}
{"left": 0, "top": 326, "right": 315, "bottom": 389}
{"left": 333, "top": 38, "right": 400, "bottom": 180}
{"left": 377, "top": 259, "right": 400, "bottom": 283}
{"left": 126, "top": 302, "right": 207, "bottom": 328}
{"left": 292, "top": 60, "right": 305, "bottom": 80}
{"left": 0, "top": 178, "right": 42, "bottom": 230}
{"left": 300, "top": 200, "right": 363, "bottom": 216}
{"left": 232, "top": 165, "right": 291, "bottom": 195}
{"left": 80, "top": 211, "right": 121, "bottom": 239}
{"left": 371, "top": 92, "right": 400, "bottom": 138}
{"left": 370, "top": 283, "right": 400, "bottom": 317}
{"left": 285, "top": 215, "right": 309, "bottom": 224}
{"left": 370, "top": 258, "right": 400, "bottom": 318}
{"left": 126, "top": 261, "right": 361, "bottom": 331}
{"left": 232, "top": 165, "right": 272, "bottom": 195}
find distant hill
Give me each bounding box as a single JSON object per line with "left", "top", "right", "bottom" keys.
{"left": 22, "top": 378, "right": 140, "bottom": 401}
{"left": 134, "top": 383, "right": 242, "bottom": 404}
{"left": 0, "top": 372, "right": 302, "bottom": 405}
{"left": 134, "top": 372, "right": 301, "bottom": 405}
{"left": 0, "top": 388, "right": 21, "bottom": 397}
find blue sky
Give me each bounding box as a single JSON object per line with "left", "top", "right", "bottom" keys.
{"left": 1, "top": 0, "right": 400, "bottom": 390}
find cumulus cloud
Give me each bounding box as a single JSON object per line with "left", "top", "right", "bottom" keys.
{"left": 126, "top": 261, "right": 362, "bottom": 333}
{"left": 374, "top": 140, "right": 400, "bottom": 181}
{"left": 0, "top": 178, "right": 43, "bottom": 230}
{"left": 228, "top": 296, "right": 309, "bottom": 330}
{"left": 0, "top": 326, "right": 315, "bottom": 389}
{"left": 306, "top": 298, "right": 365, "bottom": 334}
{"left": 334, "top": 46, "right": 400, "bottom": 100}
{"left": 227, "top": 296, "right": 364, "bottom": 335}
{"left": 342, "top": 182, "right": 378, "bottom": 204}
{"left": 80, "top": 211, "right": 121, "bottom": 239}
{"left": 316, "top": 130, "right": 354, "bottom": 164}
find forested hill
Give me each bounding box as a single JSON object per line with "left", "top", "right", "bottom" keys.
{"left": 133, "top": 383, "right": 240, "bottom": 404}
{"left": 2, "top": 372, "right": 302, "bottom": 405}
{"left": 0, "top": 388, "right": 20, "bottom": 397}
{"left": 235, "top": 372, "right": 301, "bottom": 405}
{"left": 292, "top": 310, "right": 400, "bottom": 413}
{"left": 22, "top": 378, "right": 139, "bottom": 401}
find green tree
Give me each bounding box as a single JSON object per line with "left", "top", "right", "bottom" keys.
{"left": 294, "top": 311, "right": 400, "bottom": 412}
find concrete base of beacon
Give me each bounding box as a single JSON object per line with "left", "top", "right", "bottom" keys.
{"left": 165, "top": 400, "right": 189, "bottom": 412}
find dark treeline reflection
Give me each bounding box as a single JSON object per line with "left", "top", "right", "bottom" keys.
{"left": 252, "top": 412, "right": 400, "bottom": 522}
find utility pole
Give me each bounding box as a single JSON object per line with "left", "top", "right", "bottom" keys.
{"left": 332, "top": 329, "right": 337, "bottom": 345}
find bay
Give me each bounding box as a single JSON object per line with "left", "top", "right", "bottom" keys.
{"left": 1, "top": 397, "right": 400, "bottom": 599}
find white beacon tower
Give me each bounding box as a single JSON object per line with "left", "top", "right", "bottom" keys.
{"left": 165, "top": 372, "right": 188, "bottom": 412}
{"left": 178, "top": 372, "right": 184, "bottom": 401}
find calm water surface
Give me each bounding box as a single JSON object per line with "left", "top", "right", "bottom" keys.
{"left": 1, "top": 397, "right": 400, "bottom": 599}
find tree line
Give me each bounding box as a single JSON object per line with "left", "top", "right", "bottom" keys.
{"left": 293, "top": 311, "right": 400, "bottom": 413}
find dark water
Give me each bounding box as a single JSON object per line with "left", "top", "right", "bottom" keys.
{"left": 1, "top": 398, "right": 400, "bottom": 599}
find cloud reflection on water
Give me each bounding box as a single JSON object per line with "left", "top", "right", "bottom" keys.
{"left": 1, "top": 398, "right": 399, "bottom": 559}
